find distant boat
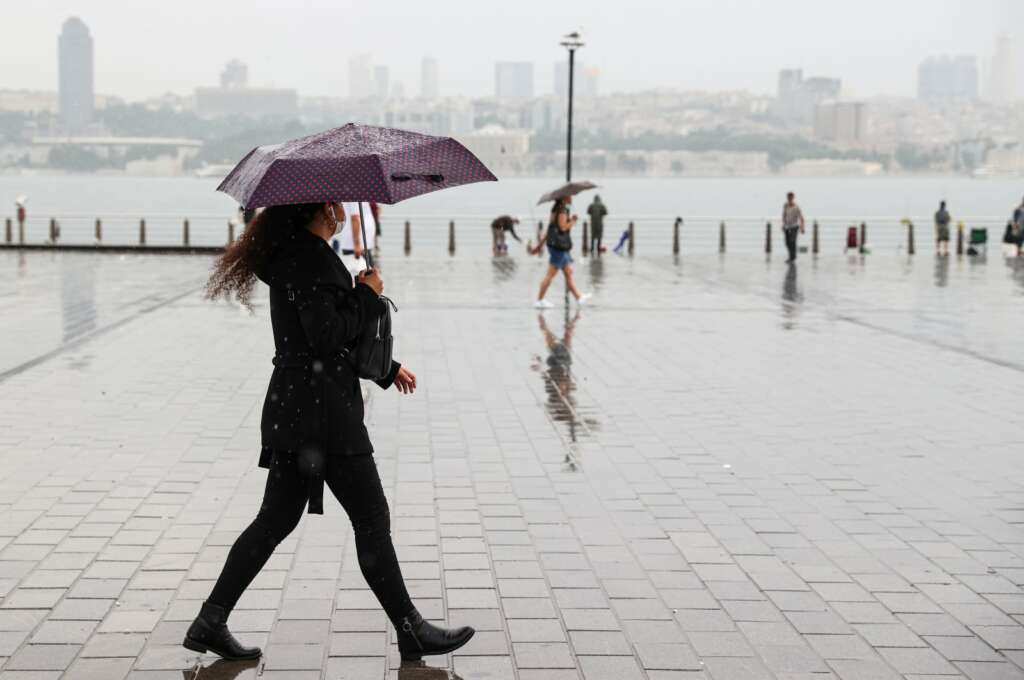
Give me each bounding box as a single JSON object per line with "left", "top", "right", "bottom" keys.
{"left": 194, "top": 163, "right": 235, "bottom": 179}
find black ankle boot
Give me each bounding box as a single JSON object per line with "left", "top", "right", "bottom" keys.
{"left": 395, "top": 609, "right": 475, "bottom": 661}
{"left": 183, "top": 601, "right": 261, "bottom": 660}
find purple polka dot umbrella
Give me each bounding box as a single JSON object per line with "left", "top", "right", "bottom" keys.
{"left": 216, "top": 122, "right": 497, "bottom": 210}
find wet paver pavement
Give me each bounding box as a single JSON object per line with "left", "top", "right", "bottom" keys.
{"left": 2, "top": 249, "right": 1024, "bottom": 680}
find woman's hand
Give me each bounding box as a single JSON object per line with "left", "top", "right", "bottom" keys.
{"left": 394, "top": 366, "right": 417, "bottom": 394}
{"left": 356, "top": 268, "right": 383, "bottom": 295}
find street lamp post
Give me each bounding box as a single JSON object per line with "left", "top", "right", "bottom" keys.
{"left": 560, "top": 31, "right": 584, "bottom": 182}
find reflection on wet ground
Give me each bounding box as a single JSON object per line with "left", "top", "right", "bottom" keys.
{"left": 183, "top": 657, "right": 260, "bottom": 679}
{"left": 532, "top": 308, "right": 599, "bottom": 471}
{"left": 780, "top": 262, "right": 802, "bottom": 329}
{"left": 397, "top": 660, "right": 464, "bottom": 679}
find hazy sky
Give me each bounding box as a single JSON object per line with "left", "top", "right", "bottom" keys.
{"left": 3, "top": 0, "right": 1021, "bottom": 100}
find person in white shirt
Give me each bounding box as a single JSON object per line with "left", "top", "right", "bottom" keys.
{"left": 332, "top": 201, "right": 377, "bottom": 276}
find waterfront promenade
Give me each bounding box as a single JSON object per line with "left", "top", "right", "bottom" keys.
{"left": 1, "top": 250, "right": 1024, "bottom": 679}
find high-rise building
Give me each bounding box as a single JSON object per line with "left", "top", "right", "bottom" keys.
{"left": 58, "top": 17, "right": 94, "bottom": 134}
{"left": 349, "top": 55, "right": 373, "bottom": 99}
{"left": 814, "top": 102, "right": 869, "bottom": 144}
{"left": 220, "top": 59, "right": 248, "bottom": 89}
{"left": 918, "top": 56, "right": 978, "bottom": 103}
{"left": 495, "top": 62, "right": 534, "bottom": 99}
{"left": 775, "top": 69, "right": 841, "bottom": 124}
{"left": 374, "top": 66, "right": 390, "bottom": 100}
{"left": 421, "top": 57, "right": 440, "bottom": 99}
{"left": 988, "top": 34, "right": 1016, "bottom": 104}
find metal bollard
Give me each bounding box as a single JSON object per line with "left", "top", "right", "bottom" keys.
{"left": 49, "top": 218, "right": 57, "bottom": 243}
{"left": 627, "top": 221, "right": 635, "bottom": 256}
{"left": 582, "top": 220, "right": 589, "bottom": 256}
{"left": 4, "top": 218, "right": 10, "bottom": 244}
{"left": 956, "top": 222, "right": 964, "bottom": 255}
{"left": 812, "top": 220, "right": 819, "bottom": 255}
{"left": 719, "top": 221, "right": 726, "bottom": 253}
{"left": 139, "top": 219, "right": 146, "bottom": 246}
{"left": 403, "top": 220, "right": 411, "bottom": 255}
{"left": 228, "top": 220, "right": 234, "bottom": 244}
{"left": 673, "top": 217, "right": 681, "bottom": 255}
{"left": 765, "top": 221, "right": 772, "bottom": 254}
{"left": 536, "top": 221, "right": 544, "bottom": 258}
{"left": 448, "top": 220, "right": 455, "bottom": 255}
{"left": 859, "top": 222, "right": 867, "bottom": 254}
{"left": 183, "top": 219, "right": 190, "bottom": 246}
{"left": 95, "top": 218, "right": 102, "bottom": 243}
{"left": 907, "top": 220, "right": 915, "bottom": 255}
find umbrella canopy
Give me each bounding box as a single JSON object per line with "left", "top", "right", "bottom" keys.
{"left": 537, "top": 181, "right": 597, "bottom": 205}
{"left": 217, "top": 123, "right": 497, "bottom": 209}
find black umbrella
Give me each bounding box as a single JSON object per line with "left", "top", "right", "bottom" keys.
{"left": 537, "top": 181, "right": 598, "bottom": 205}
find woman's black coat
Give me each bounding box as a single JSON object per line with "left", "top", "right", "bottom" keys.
{"left": 254, "top": 227, "right": 400, "bottom": 514}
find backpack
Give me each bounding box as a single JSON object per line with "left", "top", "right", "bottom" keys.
{"left": 545, "top": 223, "right": 572, "bottom": 251}
{"left": 350, "top": 295, "right": 397, "bottom": 381}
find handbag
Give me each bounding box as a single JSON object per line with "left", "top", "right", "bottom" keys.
{"left": 545, "top": 223, "right": 573, "bottom": 251}
{"left": 350, "top": 294, "right": 397, "bottom": 381}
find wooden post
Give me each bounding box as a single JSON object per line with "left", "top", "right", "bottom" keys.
{"left": 627, "top": 221, "right": 635, "bottom": 256}
{"left": 139, "top": 219, "right": 146, "bottom": 246}
{"left": 859, "top": 222, "right": 867, "bottom": 254}
{"left": 4, "top": 218, "right": 10, "bottom": 244}
{"left": 95, "top": 218, "right": 102, "bottom": 243}
{"left": 956, "top": 222, "right": 964, "bottom": 255}
{"left": 765, "top": 221, "right": 772, "bottom": 255}
{"left": 448, "top": 220, "right": 455, "bottom": 255}
{"left": 907, "top": 221, "right": 915, "bottom": 255}
{"left": 49, "top": 218, "right": 57, "bottom": 243}
{"left": 228, "top": 220, "right": 235, "bottom": 244}
{"left": 537, "top": 221, "right": 544, "bottom": 258}
{"left": 403, "top": 220, "right": 411, "bottom": 255}
{"left": 673, "top": 217, "right": 681, "bottom": 255}
{"left": 581, "top": 220, "right": 589, "bottom": 256}
{"left": 719, "top": 221, "right": 726, "bottom": 253}
{"left": 183, "top": 219, "right": 190, "bottom": 246}
{"left": 812, "top": 220, "right": 819, "bottom": 255}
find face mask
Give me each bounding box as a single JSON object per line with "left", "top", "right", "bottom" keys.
{"left": 327, "top": 205, "right": 343, "bottom": 236}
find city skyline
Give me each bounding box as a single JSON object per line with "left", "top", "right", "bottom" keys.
{"left": 2, "top": 0, "right": 1021, "bottom": 102}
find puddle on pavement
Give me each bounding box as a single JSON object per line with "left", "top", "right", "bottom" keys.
{"left": 533, "top": 307, "right": 600, "bottom": 471}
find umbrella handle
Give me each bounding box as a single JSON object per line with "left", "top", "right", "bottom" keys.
{"left": 357, "top": 202, "right": 374, "bottom": 270}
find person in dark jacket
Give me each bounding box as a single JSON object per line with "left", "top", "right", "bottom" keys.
{"left": 187, "top": 202, "right": 474, "bottom": 661}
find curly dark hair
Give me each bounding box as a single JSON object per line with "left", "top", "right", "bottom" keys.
{"left": 205, "top": 202, "right": 325, "bottom": 310}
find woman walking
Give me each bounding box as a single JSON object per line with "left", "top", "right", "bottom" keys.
{"left": 186, "top": 201, "right": 474, "bottom": 661}
{"left": 535, "top": 197, "right": 591, "bottom": 308}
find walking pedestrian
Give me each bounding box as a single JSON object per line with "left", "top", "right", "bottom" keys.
{"left": 586, "top": 195, "right": 608, "bottom": 255}
{"left": 935, "top": 200, "right": 952, "bottom": 256}
{"left": 1012, "top": 195, "right": 1024, "bottom": 257}
{"left": 331, "top": 201, "right": 377, "bottom": 276}
{"left": 490, "top": 215, "right": 521, "bottom": 255}
{"left": 781, "top": 192, "right": 805, "bottom": 263}
{"left": 535, "top": 197, "right": 591, "bottom": 308}
{"left": 193, "top": 202, "right": 474, "bottom": 661}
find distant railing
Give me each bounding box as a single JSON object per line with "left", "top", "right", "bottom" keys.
{"left": 1, "top": 212, "right": 1015, "bottom": 256}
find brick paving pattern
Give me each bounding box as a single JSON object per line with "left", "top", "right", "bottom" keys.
{"left": 1, "top": 250, "right": 1024, "bottom": 679}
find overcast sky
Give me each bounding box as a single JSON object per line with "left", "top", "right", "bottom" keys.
{"left": 2, "top": 0, "right": 1021, "bottom": 101}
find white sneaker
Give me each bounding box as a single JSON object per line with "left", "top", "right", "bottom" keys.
{"left": 576, "top": 293, "right": 592, "bottom": 306}
{"left": 534, "top": 299, "right": 554, "bottom": 309}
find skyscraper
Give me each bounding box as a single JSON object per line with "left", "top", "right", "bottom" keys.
{"left": 220, "top": 59, "right": 248, "bottom": 89}
{"left": 988, "top": 34, "right": 1016, "bottom": 104}
{"left": 495, "top": 62, "right": 534, "bottom": 99}
{"left": 58, "top": 17, "right": 94, "bottom": 134}
{"left": 421, "top": 57, "right": 440, "bottom": 99}
{"left": 775, "top": 69, "right": 841, "bottom": 124}
{"left": 918, "top": 56, "right": 978, "bottom": 103}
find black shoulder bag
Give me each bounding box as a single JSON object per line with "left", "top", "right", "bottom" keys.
{"left": 350, "top": 294, "right": 397, "bottom": 381}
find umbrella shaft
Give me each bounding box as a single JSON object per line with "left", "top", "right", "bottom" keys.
{"left": 358, "top": 202, "right": 374, "bottom": 270}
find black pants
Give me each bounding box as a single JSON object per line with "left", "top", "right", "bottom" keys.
{"left": 784, "top": 228, "right": 799, "bottom": 261}
{"left": 207, "top": 453, "right": 413, "bottom": 624}
{"left": 590, "top": 228, "right": 603, "bottom": 255}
